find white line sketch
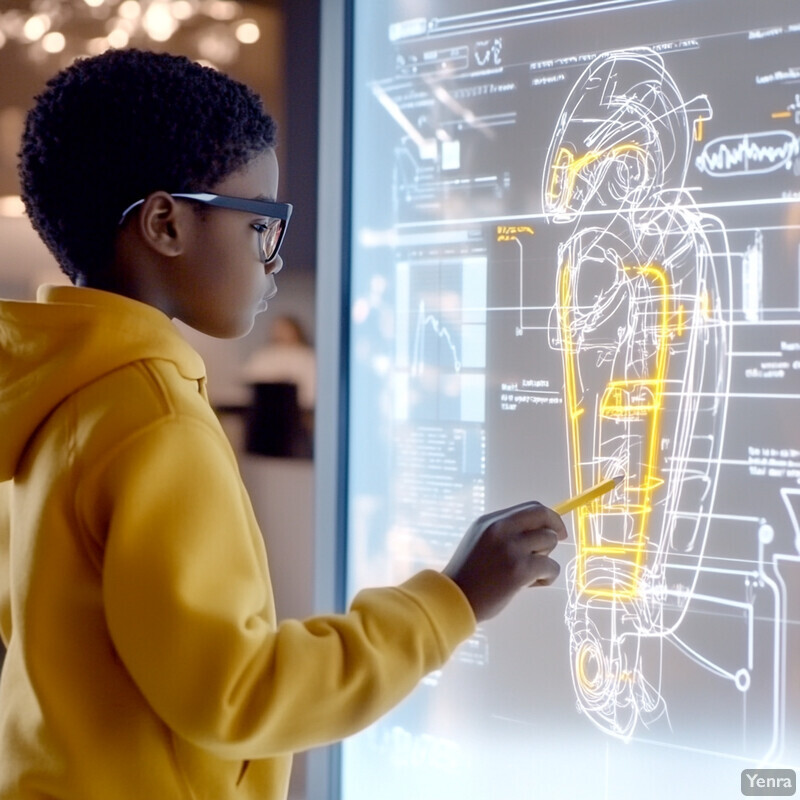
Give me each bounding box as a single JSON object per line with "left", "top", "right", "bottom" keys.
{"left": 388, "top": 0, "right": 673, "bottom": 43}
{"left": 365, "top": 3, "right": 800, "bottom": 769}
{"left": 742, "top": 230, "right": 763, "bottom": 323}
{"left": 412, "top": 299, "right": 463, "bottom": 375}
{"left": 474, "top": 37, "right": 503, "bottom": 68}
{"left": 780, "top": 489, "right": 800, "bottom": 557}
{"left": 538, "top": 47, "right": 787, "bottom": 745}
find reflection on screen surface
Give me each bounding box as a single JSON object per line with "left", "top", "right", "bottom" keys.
{"left": 344, "top": 2, "right": 800, "bottom": 797}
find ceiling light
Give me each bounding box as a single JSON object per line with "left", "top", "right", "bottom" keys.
{"left": 234, "top": 19, "right": 259, "bottom": 44}
{"left": 41, "top": 31, "right": 66, "bottom": 53}
{"left": 142, "top": 0, "right": 178, "bottom": 42}
{"left": 170, "top": 1, "right": 196, "bottom": 21}
{"left": 197, "top": 28, "right": 238, "bottom": 64}
{"left": 204, "top": 1, "right": 239, "bottom": 22}
{"left": 22, "top": 14, "right": 50, "bottom": 42}
{"left": 117, "top": 1, "right": 141, "bottom": 20}
{"left": 87, "top": 36, "right": 111, "bottom": 54}
{"left": 107, "top": 28, "right": 130, "bottom": 48}
{"left": 0, "top": 196, "right": 26, "bottom": 218}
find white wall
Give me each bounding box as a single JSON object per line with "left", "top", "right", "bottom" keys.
{"left": 0, "top": 213, "right": 65, "bottom": 295}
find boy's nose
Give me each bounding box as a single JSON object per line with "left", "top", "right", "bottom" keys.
{"left": 266, "top": 255, "right": 283, "bottom": 275}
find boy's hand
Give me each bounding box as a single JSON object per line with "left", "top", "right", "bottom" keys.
{"left": 442, "top": 501, "right": 567, "bottom": 622}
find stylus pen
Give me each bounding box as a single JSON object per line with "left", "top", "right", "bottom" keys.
{"left": 553, "top": 474, "right": 625, "bottom": 516}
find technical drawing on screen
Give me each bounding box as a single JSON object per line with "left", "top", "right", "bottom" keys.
{"left": 344, "top": 2, "right": 800, "bottom": 798}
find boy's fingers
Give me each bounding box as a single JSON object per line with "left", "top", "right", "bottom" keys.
{"left": 519, "top": 527, "right": 560, "bottom": 556}
{"left": 490, "top": 501, "right": 568, "bottom": 541}
{"left": 527, "top": 555, "right": 561, "bottom": 587}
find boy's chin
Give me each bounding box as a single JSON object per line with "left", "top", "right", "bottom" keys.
{"left": 181, "top": 313, "right": 258, "bottom": 340}
{"left": 219, "top": 317, "right": 258, "bottom": 339}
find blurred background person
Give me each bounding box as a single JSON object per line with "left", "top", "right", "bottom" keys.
{"left": 243, "top": 314, "right": 316, "bottom": 458}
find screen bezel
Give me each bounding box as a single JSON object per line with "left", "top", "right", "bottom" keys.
{"left": 310, "top": 1, "right": 352, "bottom": 797}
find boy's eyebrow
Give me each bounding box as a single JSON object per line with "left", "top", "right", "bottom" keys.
{"left": 254, "top": 193, "right": 277, "bottom": 202}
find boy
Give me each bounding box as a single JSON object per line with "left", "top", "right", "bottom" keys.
{"left": 0, "top": 50, "right": 566, "bottom": 799}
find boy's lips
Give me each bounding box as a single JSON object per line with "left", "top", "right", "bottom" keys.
{"left": 263, "top": 274, "right": 278, "bottom": 300}
{"left": 256, "top": 286, "right": 277, "bottom": 312}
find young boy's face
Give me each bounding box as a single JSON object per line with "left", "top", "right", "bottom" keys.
{"left": 176, "top": 148, "right": 283, "bottom": 338}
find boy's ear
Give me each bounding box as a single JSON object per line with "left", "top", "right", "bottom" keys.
{"left": 136, "top": 191, "right": 188, "bottom": 256}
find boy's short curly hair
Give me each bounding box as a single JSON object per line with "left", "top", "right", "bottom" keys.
{"left": 19, "top": 48, "right": 277, "bottom": 284}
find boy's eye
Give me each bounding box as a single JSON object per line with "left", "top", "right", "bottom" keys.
{"left": 250, "top": 219, "right": 284, "bottom": 264}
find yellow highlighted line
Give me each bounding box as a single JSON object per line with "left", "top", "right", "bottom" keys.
{"left": 559, "top": 260, "right": 671, "bottom": 601}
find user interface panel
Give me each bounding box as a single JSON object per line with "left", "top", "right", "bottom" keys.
{"left": 344, "top": 2, "right": 800, "bottom": 797}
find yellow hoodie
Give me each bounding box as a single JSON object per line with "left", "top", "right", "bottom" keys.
{"left": 0, "top": 285, "right": 475, "bottom": 800}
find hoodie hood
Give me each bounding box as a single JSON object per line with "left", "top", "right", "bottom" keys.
{"left": 0, "top": 284, "right": 206, "bottom": 481}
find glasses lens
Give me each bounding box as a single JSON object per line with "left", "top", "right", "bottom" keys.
{"left": 260, "top": 218, "right": 284, "bottom": 262}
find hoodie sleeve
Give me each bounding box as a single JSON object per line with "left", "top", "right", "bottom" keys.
{"left": 86, "top": 416, "right": 475, "bottom": 759}
{"left": 0, "top": 481, "right": 10, "bottom": 646}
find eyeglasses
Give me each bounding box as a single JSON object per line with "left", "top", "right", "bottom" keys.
{"left": 118, "top": 192, "right": 293, "bottom": 263}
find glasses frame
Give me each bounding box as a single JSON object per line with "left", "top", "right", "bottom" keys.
{"left": 118, "top": 192, "right": 293, "bottom": 263}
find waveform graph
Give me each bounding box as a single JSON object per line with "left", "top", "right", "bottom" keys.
{"left": 695, "top": 131, "right": 800, "bottom": 178}
{"left": 394, "top": 256, "right": 487, "bottom": 423}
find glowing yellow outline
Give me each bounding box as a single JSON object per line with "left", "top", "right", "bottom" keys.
{"left": 559, "top": 261, "right": 671, "bottom": 600}
{"left": 546, "top": 144, "right": 648, "bottom": 213}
